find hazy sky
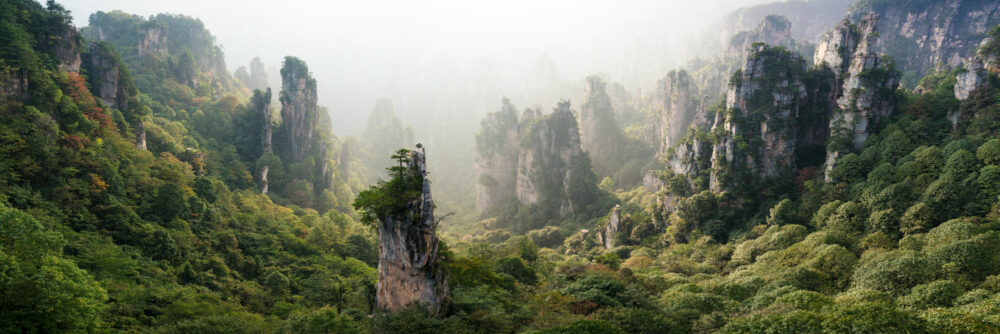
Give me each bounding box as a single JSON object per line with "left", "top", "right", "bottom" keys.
{"left": 61, "top": 0, "right": 774, "bottom": 135}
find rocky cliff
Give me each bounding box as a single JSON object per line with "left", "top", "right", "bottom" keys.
{"left": 817, "top": 14, "right": 899, "bottom": 181}
{"left": 253, "top": 88, "right": 273, "bottom": 193}
{"left": 651, "top": 70, "right": 702, "bottom": 154}
{"left": 82, "top": 41, "right": 147, "bottom": 150}
{"left": 597, "top": 205, "right": 622, "bottom": 249}
{"left": 376, "top": 147, "right": 448, "bottom": 313}
{"left": 474, "top": 98, "right": 520, "bottom": 212}
{"left": 279, "top": 57, "right": 319, "bottom": 162}
{"left": 579, "top": 76, "right": 628, "bottom": 176}
{"left": 235, "top": 57, "right": 270, "bottom": 92}
{"left": 475, "top": 99, "right": 602, "bottom": 220}
{"left": 710, "top": 44, "right": 809, "bottom": 191}
{"left": 849, "top": 0, "right": 1000, "bottom": 84}
{"left": 726, "top": 15, "right": 795, "bottom": 59}
{"left": 516, "top": 101, "right": 590, "bottom": 216}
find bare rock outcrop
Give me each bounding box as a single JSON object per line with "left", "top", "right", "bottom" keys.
{"left": 579, "top": 76, "right": 628, "bottom": 176}
{"left": 515, "top": 101, "right": 588, "bottom": 216}
{"left": 376, "top": 147, "right": 448, "bottom": 314}
{"left": 597, "top": 205, "right": 622, "bottom": 249}
{"left": 848, "top": 0, "right": 1000, "bottom": 79}
{"left": 711, "top": 44, "right": 809, "bottom": 191}
{"left": 475, "top": 100, "right": 599, "bottom": 218}
{"left": 817, "top": 14, "right": 899, "bottom": 181}
{"left": 955, "top": 58, "right": 989, "bottom": 101}
{"left": 652, "top": 70, "right": 701, "bottom": 154}
{"left": 474, "top": 98, "right": 520, "bottom": 211}
{"left": 279, "top": 57, "right": 319, "bottom": 162}
{"left": 253, "top": 88, "right": 273, "bottom": 193}
{"left": 82, "top": 41, "right": 147, "bottom": 150}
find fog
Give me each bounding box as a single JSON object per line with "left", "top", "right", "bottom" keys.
{"left": 63, "top": 0, "right": 774, "bottom": 136}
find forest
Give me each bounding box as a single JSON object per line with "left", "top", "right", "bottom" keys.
{"left": 1, "top": 0, "right": 1000, "bottom": 333}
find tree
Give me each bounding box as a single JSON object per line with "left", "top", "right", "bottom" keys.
{"left": 352, "top": 149, "right": 422, "bottom": 226}
{"left": 0, "top": 205, "right": 107, "bottom": 333}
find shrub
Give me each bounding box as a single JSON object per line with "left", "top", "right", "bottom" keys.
{"left": 977, "top": 139, "right": 1000, "bottom": 165}
{"left": 897, "top": 280, "right": 964, "bottom": 309}
{"left": 852, "top": 250, "right": 932, "bottom": 295}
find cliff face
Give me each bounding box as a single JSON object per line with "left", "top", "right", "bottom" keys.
{"left": 235, "top": 57, "right": 270, "bottom": 92}
{"left": 726, "top": 15, "right": 795, "bottom": 59}
{"left": 253, "top": 89, "right": 273, "bottom": 193}
{"left": 376, "top": 147, "right": 448, "bottom": 313}
{"left": 710, "top": 45, "right": 809, "bottom": 191}
{"left": 817, "top": 14, "right": 899, "bottom": 181}
{"left": 597, "top": 205, "right": 622, "bottom": 249}
{"left": 579, "top": 76, "right": 627, "bottom": 176}
{"left": 850, "top": 0, "right": 1000, "bottom": 81}
{"left": 711, "top": 0, "right": 853, "bottom": 47}
{"left": 475, "top": 100, "right": 600, "bottom": 218}
{"left": 653, "top": 70, "right": 701, "bottom": 154}
{"left": 82, "top": 41, "right": 146, "bottom": 150}
{"left": 55, "top": 24, "right": 82, "bottom": 73}
{"left": 279, "top": 57, "right": 319, "bottom": 162}
{"left": 516, "top": 101, "right": 588, "bottom": 216}
{"left": 137, "top": 25, "right": 167, "bottom": 57}
{"left": 474, "top": 98, "right": 520, "bottom": 212}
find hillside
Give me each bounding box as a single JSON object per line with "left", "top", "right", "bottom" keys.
{"left": 2, "top": 0, "right": 1000, "bottom": 333}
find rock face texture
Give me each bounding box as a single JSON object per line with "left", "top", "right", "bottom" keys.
{"left": 137, "top": 25, "right": 167, "bottom": 57}
{"left": 82, "top": 41, "right": 146, "bottom": 150}
{"left": 55, "top": 25, "right": 82, "bottom": 73}
{"left": 955, "top": 58, "right": 989, "bottom": 100}
{"left": 515, "top": 101, "right": 588, "bottom": 216}
{"left": 597, "top": 205, "right": 622, "bottom": 249}
{"left": 816, "top": 14, "right": 899, "bottom": 181}
{"left": 474, "top": 100, "right": 598, "bottom": 217}
{"left": 376, "top": 147, "right": 448, "bottom": 314}
{"left": 253, "top": 89, "right": 273, "bottom": 193}
{"left": 579, "top": 76, "right": 627, "bottom": 176}
{"left": 279, "top": 57, "right": 319, "bottom": 162}
{"left": 711, "top": 0, "right": 853, "bottom": 47}
{"left": 710, "top": 45, "right": 809, "bottom": 191}
{"left": 651, "top": 70, "right": 701, "bottom": 154}
{"left": 474, "top": 98, "right": 520, "bottom": 211}
{"left": 0, "top": 66, "right": 29, "bottom": 108}
{"left": 236, "top": 57, "right": 270, "bottom": 92}
{"left": 726, "top": 15, "right": 795, "bottom": 59}
{"left": 849, "top": 0, "right": 1000, "bottom": 79}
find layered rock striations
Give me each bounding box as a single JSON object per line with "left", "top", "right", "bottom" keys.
{"left": 474, "top": 100, "right": 601, "bottom": 218}
{"left": 710, "top": 45, "right": 810, "bottom": 191}
{"left": 597, "top": 205, "right": 622, "bottom": 249}
{"left": 474, "top": 98, "right": 520, "bottom": 211}
{"left": 817, "top": 14, "right": 899, "bottom": 181}
{"left": 651, "top": 70, "right": 702, "bottom": 155}
{"left": 376, "top": 147, "right": 448, "bottom": 313}
{"left": 253, "top": 88, "right": 273, "bottom": 193}
{"left": 279, "top": 57, "right": 319, "bottom": 162}
{"left": 849, "top": 0, "right": 1000, "bottom": 81}
{"left": 515, "top": 101, "right": 591, "bottom": 216}
{"left": 579, "top": 76, "right": 628, "bottom": 176}
{"left": 82, "top": 41, "right": 147, "bottom": 149}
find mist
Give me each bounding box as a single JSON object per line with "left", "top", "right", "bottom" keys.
{"left": 62, "top": 0, "right": 773, "bottom": 136}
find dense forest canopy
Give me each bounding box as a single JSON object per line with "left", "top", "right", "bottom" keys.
{"left": 2, "top": 0, "right": 1000, "bottom": 333}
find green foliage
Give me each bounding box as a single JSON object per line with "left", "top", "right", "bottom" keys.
{"left": 0, "top": 204, "right": 108, "bottom": 333}
{"left": 495, "top": 256, "right": 537, "bottom": 285}
{"left": 852, "top": 250, "right": 933, "bottom": 295}
{"left": 533, "top": 319, "right": 626, "bottom": 334}
{"left": 352, "top": 149, "right": 423, "bottom": 226}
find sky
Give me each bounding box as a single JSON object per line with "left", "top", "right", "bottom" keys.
{"left": 60, "top": 0, "right": 776, "bottom": 135}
